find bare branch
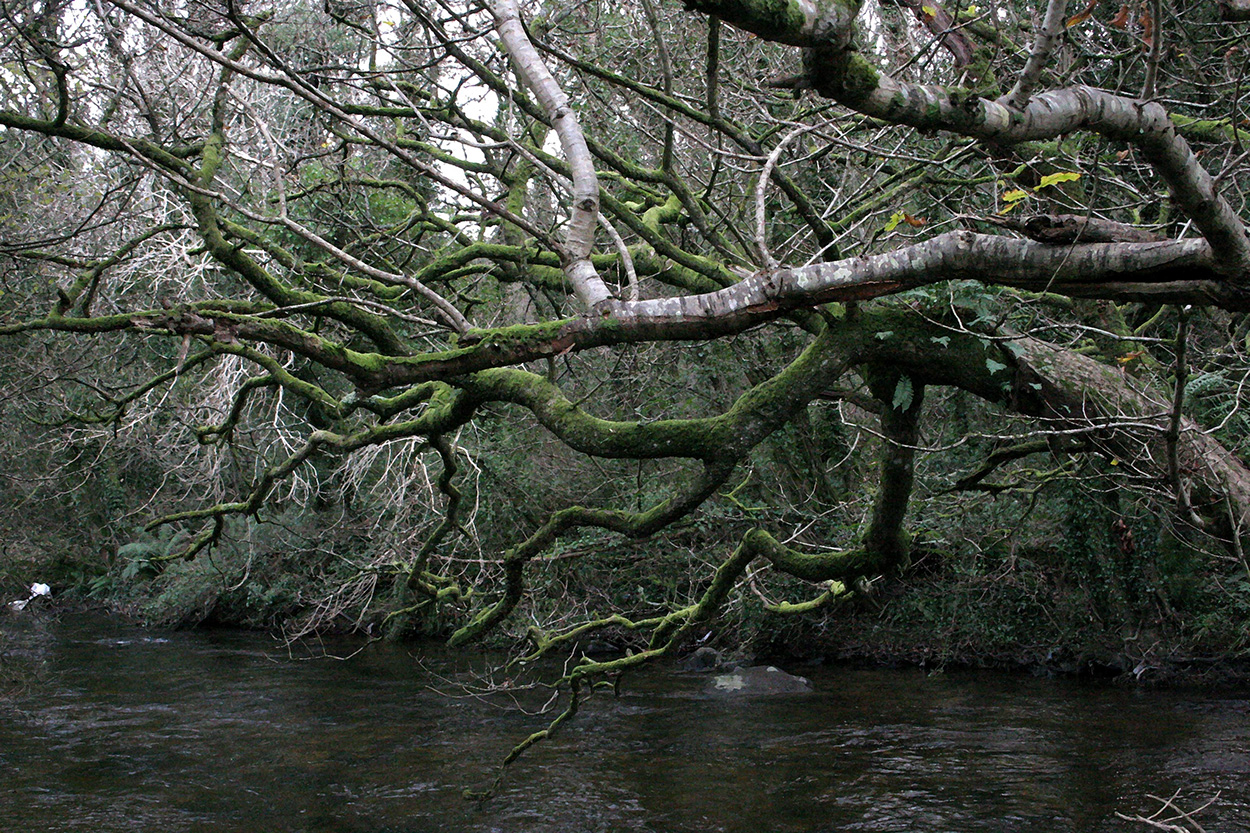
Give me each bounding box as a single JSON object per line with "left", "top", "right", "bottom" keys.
{"left": 487, "top": 0, "right": 613, "bottom": 309}
{"left": 1000, "top": 0, "right": 1067, "bottom": 110}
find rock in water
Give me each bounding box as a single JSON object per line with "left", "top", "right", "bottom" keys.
{"left": 678, "top": 646, "right": 724, "bottom": 672}
{"left": 707, "top": 665, "right": 813, "bottom": 696}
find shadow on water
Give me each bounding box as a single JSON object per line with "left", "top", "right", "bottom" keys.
{"left": 1, "top": 614, "right": 1248, "bottom": 832}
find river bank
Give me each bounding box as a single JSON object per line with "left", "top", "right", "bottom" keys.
{"left": 6, "top": 525, "right": 1250, "bottom": 693}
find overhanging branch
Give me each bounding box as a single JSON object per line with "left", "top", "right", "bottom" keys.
{"left": 681, "top": 0, "right": 1250, "bottom": 277}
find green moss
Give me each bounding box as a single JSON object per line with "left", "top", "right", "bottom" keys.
{"left": 464, "top": 367, "right": 728, "bottom": 460}
{"left": 457, "top": 319, "right": 573, "bottom": 351}
{"left": 963, "top": 48, "right": 1001, "bottom": 98}
{"left": 683, "top": 0, "right": 810, "bottom": 44}
{"left": 809, "top": 49, "right": 881, "bottom": 106}
{"left": 343, "top": 349, "right": 393, "bottom": 376}
{"left": 838, "top": 52, "right": 881, "bottom": 102}
{"left": 747, "top": 528, "right": 879, "bottom": 581}
{"left": 641, "top": 194, "right": 684, "bottom": 232}
{"left": 199, "top": 132, "right": 226, "bottom": 185}
{"left": 1171, "top": 113, "right": 1250, "bottom": 146}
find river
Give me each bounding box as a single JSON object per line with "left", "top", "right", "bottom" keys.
{"left": 1, "top": 613, "right": 1248, "bottom": 831}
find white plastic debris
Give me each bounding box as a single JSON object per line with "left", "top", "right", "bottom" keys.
{"left": 8, "top": 582, "right": 51, "bottom": 612}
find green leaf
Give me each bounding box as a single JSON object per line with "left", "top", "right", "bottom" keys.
{"left": 1035, "top": 171, "right": 1081, "bottom": 190}
{"left": 892, "top": 376, "right": 914, "bottom": 412}
{"left": 875, "top": 330, "right": 894, "bottom": 340}
{"left": 884, "top": 211, "right": 905, "bottom": 232}
{"left": 930, "top": 336, "right": 950, "bottom": 347}
{"left": 986, "top": 358, "right": 1008, "bottom": 375}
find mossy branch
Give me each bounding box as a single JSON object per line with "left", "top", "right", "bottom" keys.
{"left": 195, "top": 373, "right": 278, "bottom": 445}
{"left": 467, "top": 523, "right": 897, "bottom": 792}
{"left": 463, "top": 677, "right": 583, "bottom": 801}
{"left": 446, "top": 458, "right": 735, "bottom": 648}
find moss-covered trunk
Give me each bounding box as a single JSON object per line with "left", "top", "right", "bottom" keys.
{"left": 862, "top": 368, "right": 924, "bottom": 573}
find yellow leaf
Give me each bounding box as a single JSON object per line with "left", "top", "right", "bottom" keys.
{"left": 966, "top": 4, "right": 978, "bottom": 14}
{"left": 884, "top": 211, "right": 905, "bottom": 232}
{"left": 921, "top": 4, "right": 937, "bottom": 18}
{"left": 1002, "top": 189, "right": 1029, "bottom": 202}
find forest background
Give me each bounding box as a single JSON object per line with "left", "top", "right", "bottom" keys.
{"left": 1, "top": 0, "right": 1250, "bottom": 700}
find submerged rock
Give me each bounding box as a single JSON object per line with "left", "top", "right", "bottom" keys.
{"left": 678, "top": 646, "right": 725, "bottom": 672}
{"left": 707, "top": 665, "right": 813, "bottom": 696}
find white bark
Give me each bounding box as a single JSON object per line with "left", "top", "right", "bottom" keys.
{"left": 999, "top": 0, "right": 1067, "bottom": 110}
{"left": 601, "top": 233, "right": 1230, "bottom": 328}
{"left": 488, "top": 0, "right": 614, "bottom": 309}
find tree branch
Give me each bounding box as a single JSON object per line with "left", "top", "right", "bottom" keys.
{"left": 487, "top": 0, "right": 613, "bottom": 309}
{"left": 685, "top": 0, "right": 1250, "bottom": 276}
{"left": 1000, "top": 0, "right": 1067, "bottom": 110}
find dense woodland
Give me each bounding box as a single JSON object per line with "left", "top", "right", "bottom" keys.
{"left": 3, "top": 0, "right": 1250, "bottom": 731}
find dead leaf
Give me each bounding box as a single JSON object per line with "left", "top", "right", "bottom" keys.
{"left": 1066, "top": 0, "right": 1097, "bottom": 27}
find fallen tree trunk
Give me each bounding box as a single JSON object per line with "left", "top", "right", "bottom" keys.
{"left": 826, "top": 308, "right": 1250, "bottom": 537}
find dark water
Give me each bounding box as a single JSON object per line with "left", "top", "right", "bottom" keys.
{"left": 2, "top": 614, "right": 1248, "bottom": 832}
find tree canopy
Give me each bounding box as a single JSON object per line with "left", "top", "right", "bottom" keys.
{"left": 4, "top": 0, "right": 1250, "bottom": 778}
